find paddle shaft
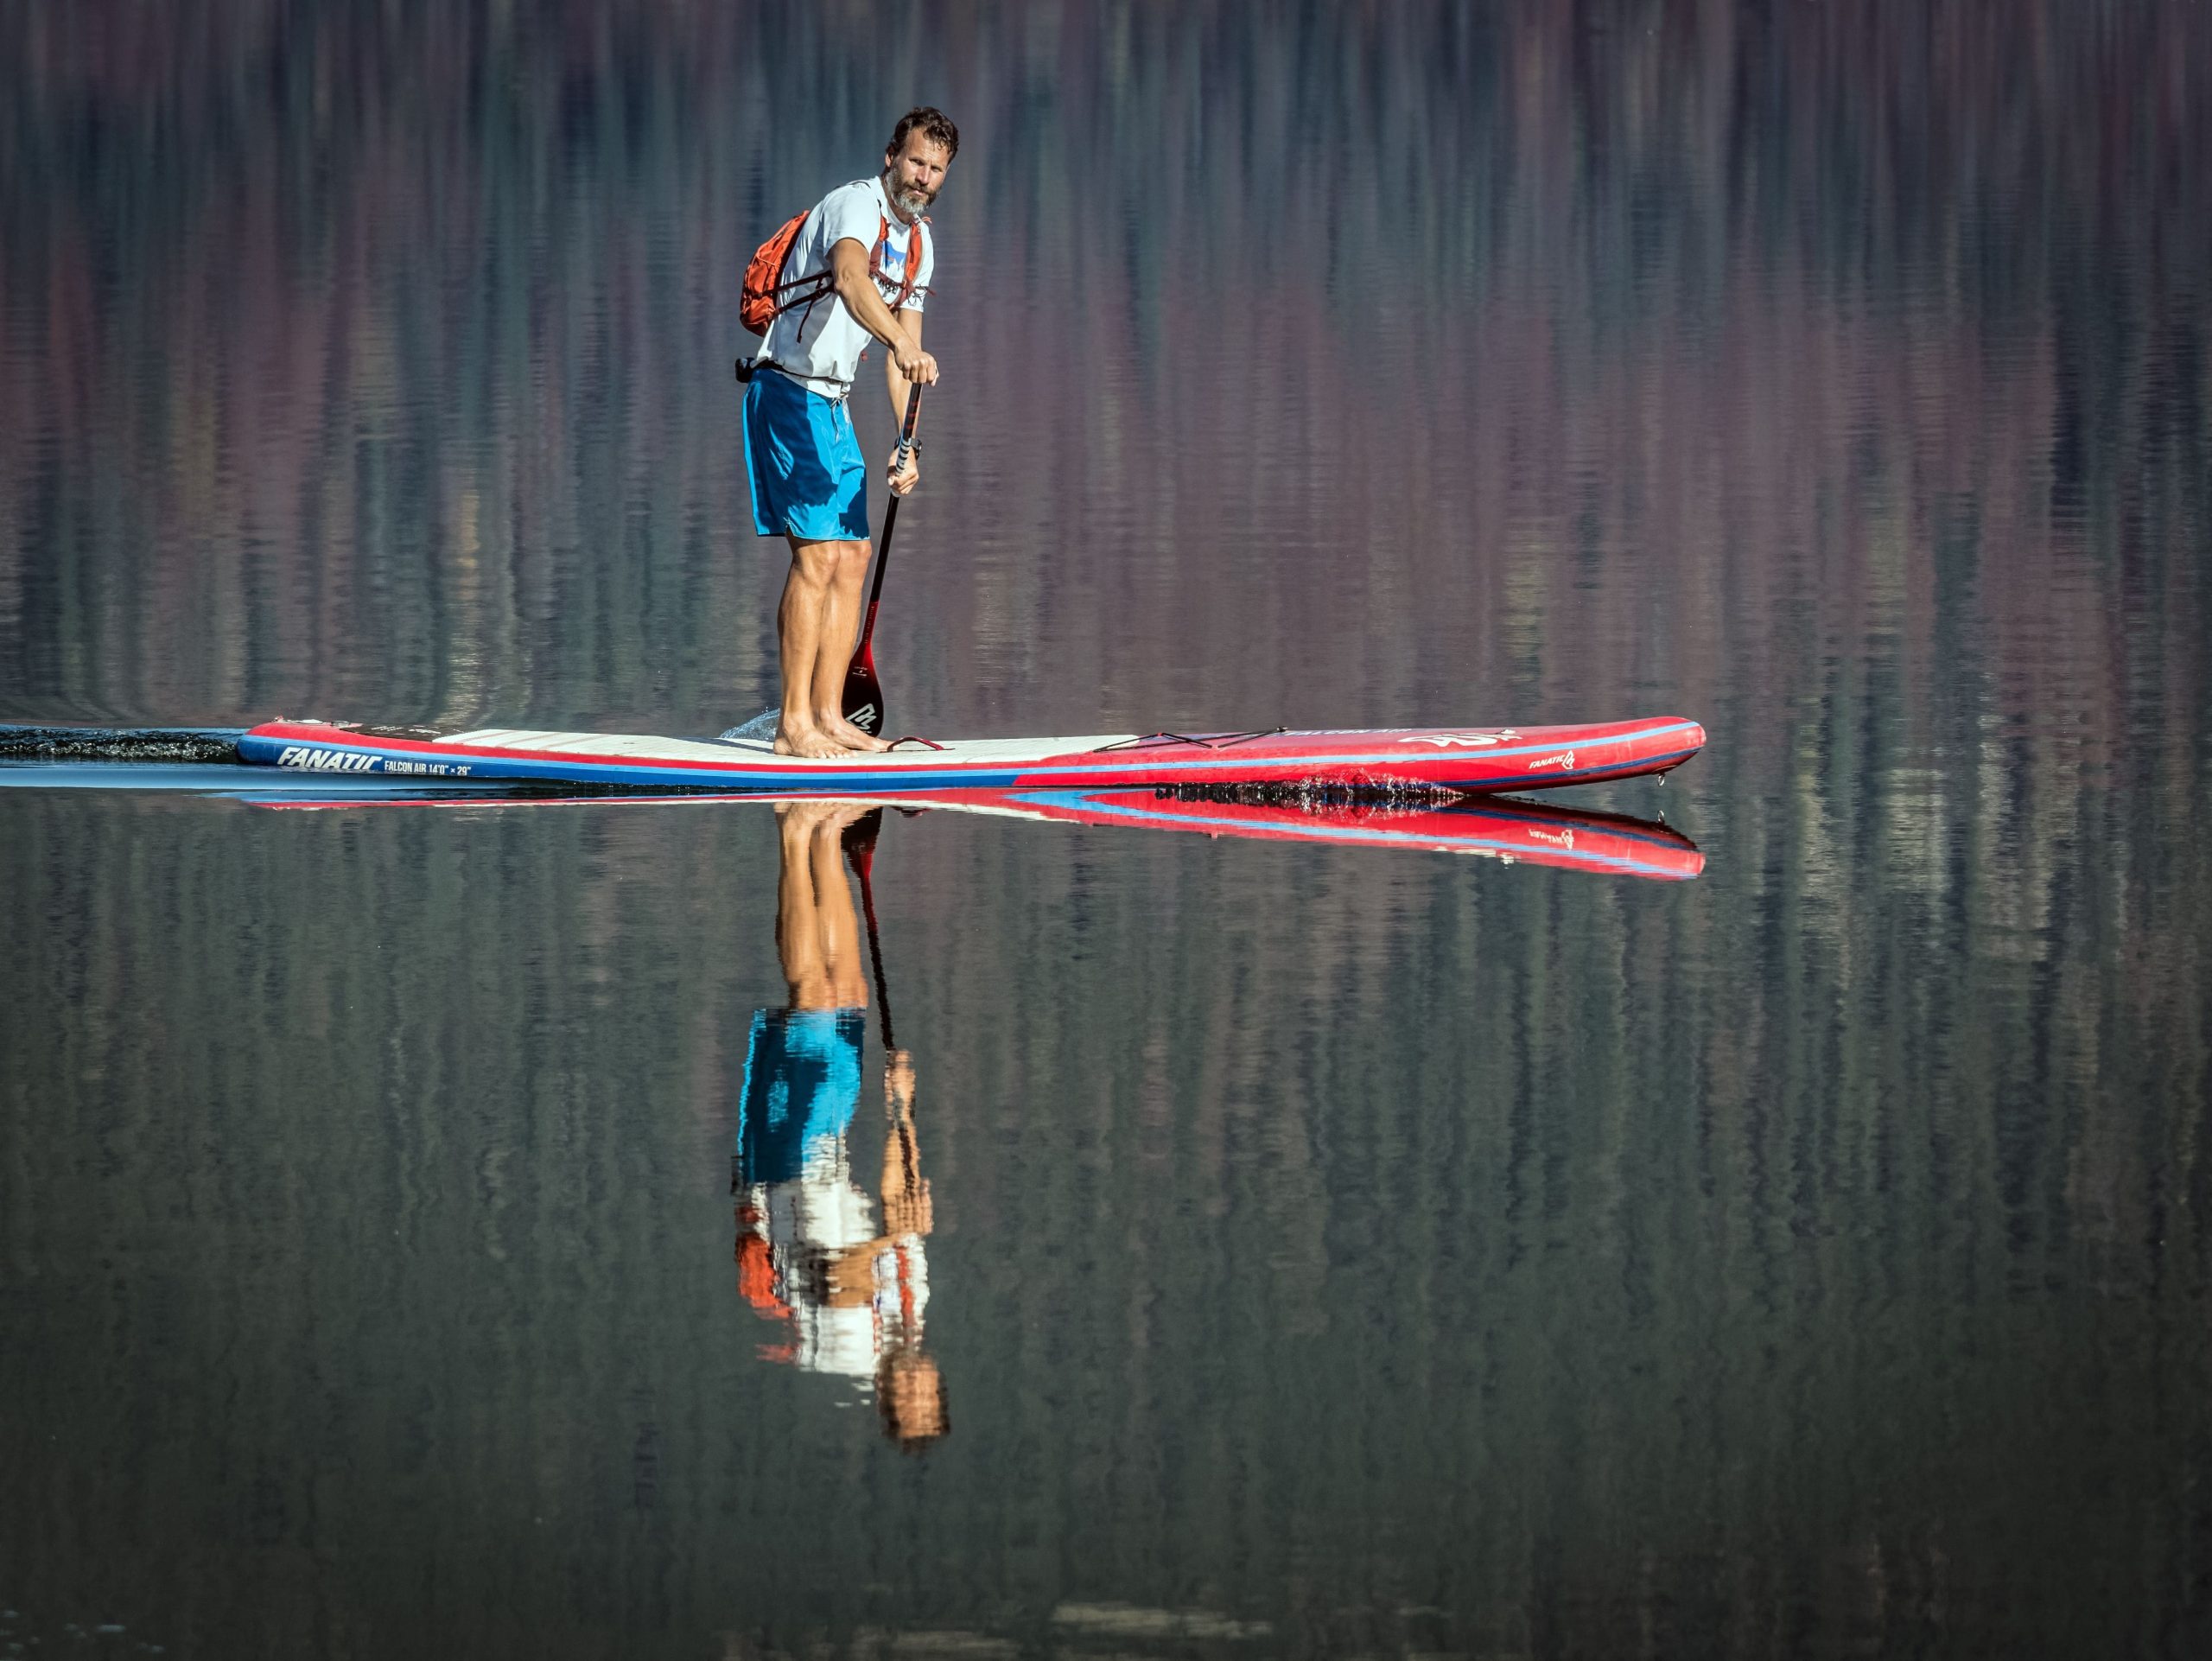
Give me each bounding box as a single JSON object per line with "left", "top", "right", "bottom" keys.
{"left": 841, "top": 811, "right": 895, "bottom": 1051}
{"left": 842, "top": 810, "right": 923, "bottom": 1197}
{"left": 855, "top": 382, "right": 924, "bottom": 658}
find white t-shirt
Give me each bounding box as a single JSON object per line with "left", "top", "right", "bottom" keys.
{"left": 759, "top": 175, "right": 933, "bottom": 399}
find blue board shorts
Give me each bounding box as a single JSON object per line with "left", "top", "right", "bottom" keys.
{"left": 735, "top": 1008, "right": 865, "bottom": 1187}
{"left": 741, "top": 367, "right": 869, "bottom": 542}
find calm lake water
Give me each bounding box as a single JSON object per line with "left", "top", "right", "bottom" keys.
{"left": 3, "top": 4, "right": 2209, "bottom": 1657}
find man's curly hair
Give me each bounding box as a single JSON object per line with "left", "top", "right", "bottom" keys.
{"left": 888, "top": 106, "right": 959, "bottom": 162}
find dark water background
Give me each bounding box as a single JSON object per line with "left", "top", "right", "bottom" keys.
{"left": 3, "top": 3, "right": 2209, "bottom": 1657}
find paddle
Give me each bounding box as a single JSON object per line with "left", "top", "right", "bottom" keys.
{"left": 839, "top": 809, "right": 895, "bottom": 1050}
{"left": 842, "top": 382, "right": 924, "bottom": 736}
{"left": 842, "top": 806, "right": 928, "bottom": 1238}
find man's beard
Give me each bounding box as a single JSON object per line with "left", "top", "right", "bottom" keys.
{"left": 888, "top": 175, "right": 936, "bottom": 218}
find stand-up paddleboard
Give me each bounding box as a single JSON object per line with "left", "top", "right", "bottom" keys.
{"left": 237, "top": 716, "right": 1704, "bottom": 795}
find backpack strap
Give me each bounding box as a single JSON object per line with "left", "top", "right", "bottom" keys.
{"left": 903, "top": 217, "right": 930, "bottom": 309}
{"left": 868, "top": 213, "right": 930, "bottom": 313}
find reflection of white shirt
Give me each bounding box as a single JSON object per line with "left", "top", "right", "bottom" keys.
{"left": 796, "top": 1296, "right": 878, "bottom": 1383}
{"left": 759, "top": 175, "right": 933, "bottom": 398}
{"left": 758, "top": 1140, "right": 878, "bottom": 1384}
{"left": 744, "top": 1140, "right": 933, "bottom": 1391}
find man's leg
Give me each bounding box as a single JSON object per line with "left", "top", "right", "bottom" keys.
{"left": 772, "top": 799, "right": 870, "bottom": 1006}
{"left": 776, "top": 536, "right": 890, "bottom": 755}
{"left": 775, "top": 537, "right": 850, "bottom": 758}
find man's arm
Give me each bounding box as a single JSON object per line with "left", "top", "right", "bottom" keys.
{"left": 830, "top": 239, "right": 936, "bottom": 386}
{"left": 883, "top": 309, "right": 923, "bottom": 434}
{"left": 881, "top": 309, "right": 926, "bottom": 496}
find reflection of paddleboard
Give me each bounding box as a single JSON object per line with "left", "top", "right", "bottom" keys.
{"left": 245, "top": 783, "right": 1703, "bottom": 881}
{"left": 237, "top": 716, "right": 1704, "bottom": 794}
{"left": 969, "top": 788, "right": 1704, "bottom": 879}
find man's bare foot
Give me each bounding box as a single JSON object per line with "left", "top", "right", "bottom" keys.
{"left": 777, "top": 798, "right": 858, "bottom": 830}
{"left": 820, "top": 713, "right": 891, "bottom": 753}
{"left": 816, "top": 800, "right": 874, "bottom": 832}
{"left": 773, "top": 722, "right": 848, "bottom": 760}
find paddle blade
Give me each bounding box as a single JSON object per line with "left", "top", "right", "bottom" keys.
{"left": 840, "top": 807, "right": 883, "bottom": 881}
{"left": 842, "top": 643, "right": 883, "bottom": 735}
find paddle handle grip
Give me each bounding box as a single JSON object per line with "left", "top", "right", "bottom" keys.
{"left": 893, "top": 379, "right": 922, "bottom": 470}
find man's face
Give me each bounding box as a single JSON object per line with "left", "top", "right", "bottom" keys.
{"left": 883, "top": 1352, "right": 947, "bottom": 1444}
{"left": 884, "top": 135, "right": 951, "bottom": 220}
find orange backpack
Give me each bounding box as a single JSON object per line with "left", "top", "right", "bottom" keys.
{"left": 740, "top": 205, "right": 927, "bottom": 336}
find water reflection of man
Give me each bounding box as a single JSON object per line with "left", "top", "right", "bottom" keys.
{"left": 733, "top": 800, "right": 948, "bottom": 1449}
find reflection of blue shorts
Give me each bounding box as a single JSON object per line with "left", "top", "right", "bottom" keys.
{"left": 741, "top": 368, "right": 869, "bottom": 542}
{"left": 736, "top": 1008, "right": 864, "bottom": 1187}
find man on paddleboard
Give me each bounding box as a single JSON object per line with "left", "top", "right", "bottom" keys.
{"left": 741, "top": 108, "right": 955, "bottom": 759}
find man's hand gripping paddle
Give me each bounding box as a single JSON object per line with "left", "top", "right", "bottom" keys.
{"left": 842, "top": 383, "right": 923, "bottom": 737}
